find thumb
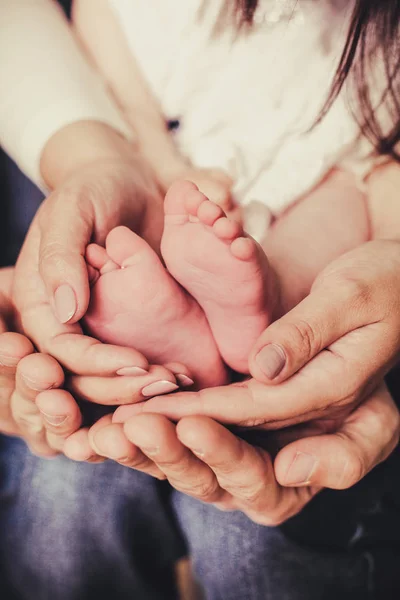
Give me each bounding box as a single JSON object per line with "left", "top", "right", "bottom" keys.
{"left": 37, "top": 193, "right": 93, "bottom": 324}
{"left": 274, "top": 383, "right": 400, "bottom": 490}
{"left": 249, "top": 272, "right": 380, "bottom": 384}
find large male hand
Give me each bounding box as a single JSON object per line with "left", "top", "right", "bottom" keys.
{"left": 115, "top": 241, "right": 400, "bottom": 488}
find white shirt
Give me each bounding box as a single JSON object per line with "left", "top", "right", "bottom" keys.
{"left": 0, "top": 0, "right": 131, "bottom": 188}
{"left": 109, "top": 0, "right": 371, "bottom": 214}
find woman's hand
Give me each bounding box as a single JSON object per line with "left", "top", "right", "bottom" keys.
{"left": 109, "top": 240, "right": 400, "bottom": 494}
{"left": 13, "top": 121, "right": 165, "bottom": 377}
{"left": 120, "top": 240, "right": 400, "bottom": 429}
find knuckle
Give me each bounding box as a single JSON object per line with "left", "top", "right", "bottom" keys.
{"left": 157, "top": 454, "right": 193, "bottom": 477}
{"left": 238, "top": 482, "right": 266, "bottom": 506}
{"left": 120, "top": 455, "right": 151, "bottom": 471}
{"left": 177, "top": 478, "right": 220, "bottom": 502}
{"left": 286, "top": 319, "right": 321, "bottom": 359}
{"left": 336, "top": 273, "right": 373, "bottom": 310}
{"left": 17, "top": 416, "right": 43, "bottom": 435}
{"left": 39, "top": 243, "right": 69, "bottom": 272}
{"left": 338, "top": 453, "right": 367, "bottom": 489}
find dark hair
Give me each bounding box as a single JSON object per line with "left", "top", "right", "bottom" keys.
{"left": 236, "top": 0, "right": 400, "bottom": 161}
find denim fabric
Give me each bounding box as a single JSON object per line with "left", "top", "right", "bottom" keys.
{"left": 0, "top": 436, "right": 183, "bottom": 600}
{"left": 2, "top": 127, "right": 400, "bottom": 600}
{"left": 3, "top": 434, "right": 400, "bottom": 600}
{"left": 172, "top": 492, "right": 374, "bottom": 600}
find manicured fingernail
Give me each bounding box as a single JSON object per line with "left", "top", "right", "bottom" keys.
{"left": 141, "top": 380, "right": 179, "bottom": 397}
{"left": 54, "top": 284, "right": 77, "bottom": 324}
{"left": 116, "top": 366, "right": 148, "bottom": 376}
{"left": 255, "top": 344, "right": 286, "bottom": 379}
{"left": 284, "top": 452, "right": 317, "bottom": 486}
{"left": 22, "top": 375, "right": 53, "bottom": 392}
{"left": 175, "top": 374, "right": 194, "bottom": 387}
{"left": 0, "top": 354, "right": 20, "bottom": 367}
{"left": 39, "top": 411, "right": 68, "bottom": 426}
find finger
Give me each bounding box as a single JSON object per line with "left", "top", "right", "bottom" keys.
{"left": 249, "top": 243, "right": 397, "bottom": 384}
{"left": 37, "top": 195, "right": 93, "bottom": 324}
{"left": 63, "top": 427, "right": 105, "bottom": 462}
{"left": 35, "top": 389, "right": 82, "bottom": 449}
{"left": 12, "top": 353, "right": 65, "bottom": 456}
{"left": 15, "top": 221, "right": 150, "bottom": 377}
{"left": 163, "top": 363, "right": 194, "bottom": 388}
{"left": 122, "top": 320, "right": 398, "bottom": 429}
{"left": 124, "top": 414, "right": 226, "bottom": 503}
{"left": 0, "top": 332, "right": 34, "bottom": 368}
{"left": 274, "top": 383, "right": 400, "bottom": 489}
{"left": 177, "top": 416, "right": 316, "bottom": 525}
{"left": 88, "top": 415, "right": 165, "bottom": 478}
{"left": 68, "top": 365, "right": 178, "bottom": 405}
{"left": 0, "top": 332, "right": 34, "bottom": 431}
{"left": 0, "top": 267, "right": 15, "bottom": 303}
{"left": 26, "top": 305, "right": 150, "bottom": 376}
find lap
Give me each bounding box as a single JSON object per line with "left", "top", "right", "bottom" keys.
{"left": 0, "top": 435, "right": 183, "bottom": 600}
{"left": 1, "top": 435, "right": 400, "bottom": 600}
{"left": 172, "top": 492, "right": 372, "bottom": 600}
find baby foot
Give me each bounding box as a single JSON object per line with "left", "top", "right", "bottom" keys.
{"left": 83, "top": 226, "right": 227, "bottom": 389}
{"left": 161, "top": 181, "right": 276, "bottom": 373}
{"left": 166, "top": 166, "right": 241, "bottom": 222}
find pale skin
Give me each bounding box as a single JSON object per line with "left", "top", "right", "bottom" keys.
{"left": 72, "top": 0, "right": 237, "bottom": 217}
{"left": 9, "top": 0, "right": 400, "bottom": 521}
{"left": 0, "top": 0, "right": 393, "bottom": 533}
{"left": 9, "top": 116, "right": 400, "bottom": 523}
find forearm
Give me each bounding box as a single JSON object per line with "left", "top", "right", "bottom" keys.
{"left": 73, "top": 0, "right": 188, "bottom": 190}
{"left": 0, "top": 0, "right": 131, "bottom": 190}
{"left": 40, "top": 120, "right": 140, "bottom": 189}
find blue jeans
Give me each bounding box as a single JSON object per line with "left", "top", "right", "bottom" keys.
{"left": 3, "top": 435, "right": 400, "bottom": 600}
{"left": 2, "top": 138, "right": 400, "bottom": 600}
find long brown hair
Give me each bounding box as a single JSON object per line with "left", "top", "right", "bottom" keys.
{"left": 236, "top": 0, "right": 400, "bottom": 160}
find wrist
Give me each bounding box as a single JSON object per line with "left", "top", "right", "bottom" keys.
{"left": 40, "top": 120, "right": 140, "bottom": 189}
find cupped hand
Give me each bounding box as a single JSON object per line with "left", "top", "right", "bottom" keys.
{"left": 13, "top": 124, "right": 167, "bottom": 378}
{"left": 84, "top": 382, "right": 398, "bottom": 524}
{"left": 0, "top": 268, "right": 85, "bottom": 456}
{"left": 117, "top": 240, "right": 400, "bottom": 430}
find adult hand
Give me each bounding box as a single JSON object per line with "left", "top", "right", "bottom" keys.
{"left": 113, "top": 240, "right": 400, "bottom": 487}
{"left": 12, "top": 122, "right": 180, "bottom": 390}
{"left": 118, "top": 240, "right": 400, "bottom": 426}
{"left": 0, "top": 268, "right": 83, "bottom": 457}
{"left": 85, "top": 382, "right": 397, "bottom": 524}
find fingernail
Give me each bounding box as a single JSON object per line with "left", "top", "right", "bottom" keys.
{"left": 116, "top": 366, "right": 149, "bottom": 376}
{"left": 39, "top": 411, "right": 68, "bottom": 426}
{"left": 255, "top": 344, "right": 286, "bottom": 379}
{"left": 175, "top": 374, "right": 194, "bottom": 387}
{"left": 284, "top": 452, "right": 317, "bottom": 486}
{"left": 22, "top": 375, "right": 53, "bottom": 392}
{"left": 54, "top": 284, "right": 77, "bottom": 324}
{"left": 191, "top": 448, "right": 205, "bottom": 458}
{"left": 141, "top": 446, "right": 160, "bottom": 456}
{"left": 141, "top": 380, "right": 179, "bottom": 398}
{"left": 0, "top": 354, "right": 20, "bottom": 367}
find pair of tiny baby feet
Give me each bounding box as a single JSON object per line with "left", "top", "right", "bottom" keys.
{"left": 83, "top": 180, "right": 273, "bottom": 390}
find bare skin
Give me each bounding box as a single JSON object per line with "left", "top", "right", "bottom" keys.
{"left": 84, "top": 225, "right": 227, "bottom": 388}
{"left": 84, "top": 170, "right": 369, "bottom": 385}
